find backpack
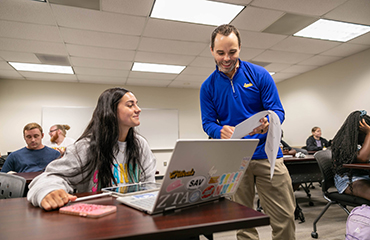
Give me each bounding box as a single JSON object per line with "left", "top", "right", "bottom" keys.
{"left": 346, "top": 204, "right": 370, "bottom": 240}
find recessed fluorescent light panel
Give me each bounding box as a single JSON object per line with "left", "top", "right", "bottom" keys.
{"left": 294, "top": 19, "right": 370, "bottom": 42}
{"left": 132, "top": 62, "right": 185, "bottom": 74}
{"left": 9, "top": 62, "right": 74, "bottom": 74}
{"left": 150, "top": 0, "right": 244, "bottom": 26}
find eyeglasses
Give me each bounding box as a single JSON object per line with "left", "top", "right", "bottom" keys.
{"left": 49, "top": 129, "right": 58, "bottom": 133}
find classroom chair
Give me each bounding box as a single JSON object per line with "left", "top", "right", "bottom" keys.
{"left": 0, "top": 172, "right": 26, "bottom": 199}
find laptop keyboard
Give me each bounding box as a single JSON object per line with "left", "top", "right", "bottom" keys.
{"left": 132, "top": 196, "right": 156, "bottom": 209}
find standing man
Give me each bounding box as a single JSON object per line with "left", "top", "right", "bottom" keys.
{"left": 1, "top": 123, "right": 60, "bottom": 173}
{"left": 44, "top": 124, "right": 75, "bottom": 155}
{"left": 200, "top": 24, "right": 295, "bottom": 240}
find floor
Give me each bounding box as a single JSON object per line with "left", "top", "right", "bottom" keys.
{"left": 200, "top": 182, "right": 351, "bottom": 240}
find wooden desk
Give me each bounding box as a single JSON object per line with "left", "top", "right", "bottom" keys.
{"left": 0, "top": 196, "right": 269, "bottom": 240}
{"left": 283, "top": 155, "right": 322, "bottom": 184}
{"left": 342, "top": 163, "right": 370, "bottom": 170}
{"left": 14, "top": 171, "right": 43, "bottom": 184}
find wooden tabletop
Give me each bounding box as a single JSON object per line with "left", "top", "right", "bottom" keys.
{"left": 342, "top": 163, "right": 370, "bottom": 170}
{"left": 0, "top": 196, "right": 269, "bottom": 240}
{"left": 14, "top": 171, "right": 43, "bottom": 183}
{"left": 283, "top": 155, "right": 316, "bottom": 163}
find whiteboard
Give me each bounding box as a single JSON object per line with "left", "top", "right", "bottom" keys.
{"left": 136, "top": 108, "right": 179, "bottom": 150}
{"left": 41, "top": 107, "right": 179, "bottom": 150}
{"left": 41, "top": 106, "right": 94, "bottom": 141}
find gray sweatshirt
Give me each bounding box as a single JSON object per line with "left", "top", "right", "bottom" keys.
{"left": 27, "top": 135, "right": 156, "bottom": 207}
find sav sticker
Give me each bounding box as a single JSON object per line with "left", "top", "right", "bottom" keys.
{"left": 187, "top": 176, "right": 206, "bottom": 190}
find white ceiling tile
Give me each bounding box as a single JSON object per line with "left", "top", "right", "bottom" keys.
{"left": 78, "top": 75, "right": 127, "bottom": 84}
{"left": 0, "top": 69, "right": 25, "bottom": 79}
{"left": 321, "top": 44, "right": 370, "bottom": 57}
{"left": 19, "top": 72, "right": 77, "bottom": 81}
{"left": 181, "top": 66, "right": 214, "bottom": 76}
{"left": 251, "top": 0, "right": 347, "bottom": 16}
{"left": 299, "top": 55, "right": 342, "bottom": 66}
{"left": 348, "top": 32, "right": 370, "bottom": 45}
{"left": 168, "top": 81, "right": 202, "bottom": 89}
{"left": 129, "top": 71, "right": 177, "bottom": 80}
{"left": 239, "top": 30, "right": 287, "bottom": 49}
{"left": 189, "top": 57, "right": 215, "bottom": 68}
{"left": 0, "top": 51, "right": 41, "bottom": 63}
{"left": 126, "top": 78, "right": 172, "bottom": 87}
{"left": 265, "top": 63, "right": 291, "bottom": 72}
{"left": 239, "top": 48, "right": 266, "bottom": 61}
{"left": 281, "top": 64, "right": 318, "bottom": 73}
{"left": 101, "top": 0, "right": 154, "bottom": 16}
{"left": 143, "top": 19, "right": 213, "bottom": 43}
{"left": 66, "top": 44, "right": 135, "bottom": 61}
{"left": 253, "top": 50, "right": 313, "bottom": 64}
{"left": 272, "top": 72, "right": 300, "bottom": 81}
{"left": 60, "top": 28, "right": 140, "bottom": 50}
{"left": 324, "top": 0, "right": 370, "bottom": 25}
{"left": 73, "top": 67, "right": 129, "bottom": 77}
{"left": 232, "top": 6, "right": 284, "bottom": 31}
{"left": 199, "top": 46, "right": 213, "bottom": 57}
{"left": 270, "top": 36, "right": 341, "bottom": 54}
{"left": 0, "top": 0, "right": 56, "bottom": 25}
{"left": 0, "top": 61, "right": 14, "bottom": 70}
{"left": 212, "top": 0, "right": 252, "bottom": 5}
{"left": 51, "top": 4, "right": 146, "bottom": 35}
{"left": 134, "top": 52, "right": 195, "bottom": 66}
{"left": 139, "top": 38, "right": 208, "bottom": 55}
{"left": 70, "top": 57, "right": 132, "bottom": 70}
{"left": 0, "top": 20, "right": 62, "bottom": 43}
{"left": 0, "top": 38, "right": 68, "bottom": 55}
{"left": 176, "top": 74, "right": 208, "bottom": 83}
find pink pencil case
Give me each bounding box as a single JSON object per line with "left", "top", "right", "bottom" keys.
{"left": 59, "top": 203, "right": 117, "bottom": 218}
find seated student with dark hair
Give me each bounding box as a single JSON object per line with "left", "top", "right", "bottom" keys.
{"left": 1, "top": 123, "right": 60, "bottom": 173}
{"left": 281, "top": 130, "right": 307, "bottom": 155}
{"left": 306, "top": 126, "right": 330, "bottom": 151}
{"left": 332, "top": 110, "right": 370, "bottom": 200}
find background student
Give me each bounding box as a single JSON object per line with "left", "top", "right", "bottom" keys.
{"left": 200, "top": 24, "right": 295, "bottom": 240}
{"left": 306, "top": 126, "right": 330, "bottom": 151}
{"left": 44, "top": 124, "right": 76, "bottom": 155}
{"left": 27, "top": 87, "right": 157, "bottom": 210}
{"left": 1, "top": 123, "right": 60, "bottom": 173}
{"left": 332, "top": 110, "right": 370, "bottom": 200}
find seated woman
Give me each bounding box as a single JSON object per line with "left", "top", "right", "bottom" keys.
{"left": 332, "top": 110, "right": 370, "bottom": 200}
{"left": 27, "top": 87, "right": 157, "bottom": 210}
{"left": 306, "top": 126, "right": 330, "bottom": 151}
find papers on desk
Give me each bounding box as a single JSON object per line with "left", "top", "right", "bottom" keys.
{"left": 231, "top": 110, "right": 281, "bottom": 179}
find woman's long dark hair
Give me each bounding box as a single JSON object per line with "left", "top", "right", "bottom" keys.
{"left": 332, "top": 110, "right": 370, "bottom": 189}
{"left": 58, "top": 88, "right": 144, "bottom": 189}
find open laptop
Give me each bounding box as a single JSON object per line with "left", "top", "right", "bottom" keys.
{"left": 113, "top": 139, "right": 259, "bottom": 215}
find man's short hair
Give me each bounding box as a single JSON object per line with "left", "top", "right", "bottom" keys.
{"left": 211, "top": 24, "right": 241, "bottom": 50}
{"left": 23, "top": 123, "right": 43, "bottom": 135}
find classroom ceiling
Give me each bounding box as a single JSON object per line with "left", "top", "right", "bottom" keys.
{"left": 0, "top": 0, "right": 369, "bottom": 89}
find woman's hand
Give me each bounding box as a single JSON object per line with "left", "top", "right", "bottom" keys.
{"left": 359, "top": 119, "right": 370, "bottom": 135}
{"left": 41, "top": 189, "right": 77, "bottom": 211}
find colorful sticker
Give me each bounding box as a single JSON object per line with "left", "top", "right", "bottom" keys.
{"left": 208, "top": 176, "right": 220, "bottom": 184}
{"left": 166, "top": 179, "right": 184, "bottom": 192}
{"left": 187, "top": 176, "right": 206, "bottom": 190}
{"left": 189, "top": 190, "right": 201, "bottom": 203}
{"left": 170, "top": 168, "right": 195, "bottom": 179}
{"left": 201, "top": 185, "right": 215, "bottom": 200}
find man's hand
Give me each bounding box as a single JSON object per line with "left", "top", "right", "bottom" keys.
{"left": 41, "top": 189, "right": 77, "bottom": 211}
{"left": 221, "top": 125, "right": 235, "bottom": 139}
{"left": 250, "top": 117, "right": 269, "bottom": 135}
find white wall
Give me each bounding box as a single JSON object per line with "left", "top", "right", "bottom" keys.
{"left": 277, "top": 48, "right": 370, "bottom": 147}
{"left": 0, "top": 80, "right": 207, "bottom": 174}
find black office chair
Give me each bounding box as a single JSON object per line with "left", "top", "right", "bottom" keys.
{"left": 311, "top": 150, "right": 370, "bottom": 239}
{"left": 0, "top": 172, "right": 26, "bottom": 199}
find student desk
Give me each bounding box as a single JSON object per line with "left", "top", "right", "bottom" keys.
{"left": 0, "top": 195, "right": 269, "bottom": 240}
{"left": 342, "top": 163, "right": 370, "bottom": 170}
{"left": 14, "top": 171, "right": 43, "bottom": 184}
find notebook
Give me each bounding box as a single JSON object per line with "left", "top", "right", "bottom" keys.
{"left": 115, "top": 139, "right": 259, "bottom": 215}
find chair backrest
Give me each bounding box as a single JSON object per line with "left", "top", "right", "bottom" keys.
{"left": 0, "top": 172, "right": 26, "bottom": 199}
{"left": 314, "top": 150, "right": 334, "bottom": 193}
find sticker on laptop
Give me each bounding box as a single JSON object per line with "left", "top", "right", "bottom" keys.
{"left": 166, "top": 179, "right": 184, "bottom": 192}
{"left": 201, "top": 185, "right": 215, "bottom": 200}
{"left": 187, "top": 176, "right": 206, "bottom": 190}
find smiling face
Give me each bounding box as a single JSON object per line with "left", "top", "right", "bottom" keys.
{"left": 24, "top": 128, "right": 44, "bottom": 150}
{"left": 211, "top": 32, "right": 240, "bottom": 78}
{"left": 117, "top": 92, "right": 141, "bottom": 133}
